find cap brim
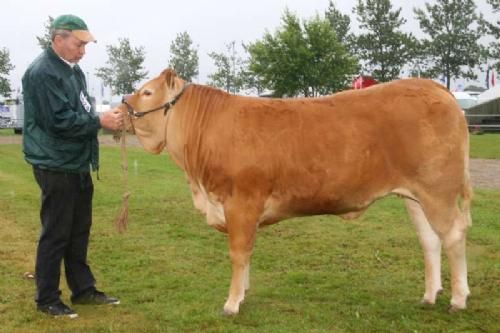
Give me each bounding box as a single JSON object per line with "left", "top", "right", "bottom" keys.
{"left": 72, "top": 30, "right": 96, "bottom": 43}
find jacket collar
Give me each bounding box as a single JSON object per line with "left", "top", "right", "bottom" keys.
{"left": 46, "top": 47, "right": 75, "bottom": 77}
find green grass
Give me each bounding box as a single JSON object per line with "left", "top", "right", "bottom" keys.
{"left": 0, "top": 128, "right": 17, "bottom": 136}
{"left": 469, "top": 133, "right": 500, "bottom": 159}
{"left": 0, "top": 144, "right": 499, "bottom": 333}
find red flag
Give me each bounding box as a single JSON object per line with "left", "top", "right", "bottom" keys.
{"left": 492, "top": 70, "right": 496, "bottom": 87}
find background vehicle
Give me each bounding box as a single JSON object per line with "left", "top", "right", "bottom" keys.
{"left": 0, "top": 97, "right": 24, "bottom": 134}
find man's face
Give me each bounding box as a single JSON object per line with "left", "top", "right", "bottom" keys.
{"left": 54, "top": 33, "right": 88, "bottom": 63}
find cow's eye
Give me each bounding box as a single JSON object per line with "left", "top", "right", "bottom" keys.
{"left": 143, "top": 90, "right": 152, "bottom": 96}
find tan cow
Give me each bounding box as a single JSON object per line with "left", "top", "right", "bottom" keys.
{"left": 120, "top": 69, "right": 472, "bottom": 315}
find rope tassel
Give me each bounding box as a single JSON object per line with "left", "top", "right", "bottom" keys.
{"left": 115, "top": 129, "right": 131, "bottom": 233}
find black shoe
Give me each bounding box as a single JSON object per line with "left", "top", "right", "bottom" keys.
{"left": 37, "top": 301, "right": 78, "bottom": 318}
{"left": 72, "top": 289, "right": 120, "bottom": 305}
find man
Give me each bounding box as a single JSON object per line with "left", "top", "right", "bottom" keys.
{"left": 22, "top": 14, "right": 123, "bottom": 318}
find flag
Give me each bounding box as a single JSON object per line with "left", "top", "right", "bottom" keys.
{"left": 492, "top": 70, "right": 496, "bottom": 87}
{"left": 439, "top": 75, "right": 446, "bottom": 85}
{"left": 486, "top": 67, "right": 490, "bottom": 89}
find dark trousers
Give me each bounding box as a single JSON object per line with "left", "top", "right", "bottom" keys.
{"left": 33, "top": 167, "right": 96, "bottom": 306}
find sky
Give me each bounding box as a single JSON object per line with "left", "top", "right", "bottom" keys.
{"left": 0, "top": 0, "right": 497, "bottom": 101}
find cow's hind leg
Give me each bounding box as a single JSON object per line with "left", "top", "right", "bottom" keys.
{"left": 417, "top": 196, "right": 471, "bottom": 311}
{"left": 442, "top": 214, "right": 470, "bottom": 311}
{"left": 222, "top": 200, "right": 260, "bottom": 315}
{"left": 405, "top": 199, "right": 443, "bottom": 305}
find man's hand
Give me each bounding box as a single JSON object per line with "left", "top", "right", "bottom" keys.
{"left": 99, "top": 108, "right": 124, "bottom": 131}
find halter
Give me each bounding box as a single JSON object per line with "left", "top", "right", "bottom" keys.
{"left": 122, "top": 84, "right": 190, "bottom": 118}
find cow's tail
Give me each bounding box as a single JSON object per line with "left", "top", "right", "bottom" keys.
{"left": 461, "top": 133, "right": 473, "bottom": 227}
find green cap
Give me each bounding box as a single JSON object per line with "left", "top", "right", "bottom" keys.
{"left": 51, "top": 14, "right": 96, "bottom": 42}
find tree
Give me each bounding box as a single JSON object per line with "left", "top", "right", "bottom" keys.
{"left": 36, "top": 16, "right": 54, "bottom": 50}
{"left": 96, "top": 38, "right": 148, "bottom": 95}
{"left": 325, "top": 0, "right": 352, "bottom": 44}
{"left": 247, "top": 11, "right": 358, "bottom": 97}
{"left": 353, "top": 0, "right": 417, "bottom": 82}
{"left": 239, "top": 47, "right": 267, "bottom": 96}
{"left": 484, "top": 0, "right": 500, "bottom": 72}
{"left": 208, "top": 41, "right": 244, "bottom": 94}
{"left": 168, "top": 31, "right": 199, "bottom": 82}
{"left": 414, "top": 0, "right": 485, "bottom": 89}
{"left": 406, "top": 43, "right": 434, "bottom": 79}
{"left": 0, "top": 48, "right": 14, "bottom": 97}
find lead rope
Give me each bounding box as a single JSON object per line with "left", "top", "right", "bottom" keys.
{"left": 115, "top": 128, "right": 131, "bottom": 233}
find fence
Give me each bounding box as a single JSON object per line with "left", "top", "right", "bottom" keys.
{"left": 465, "top": 96, "right": 500, "bottom": 132}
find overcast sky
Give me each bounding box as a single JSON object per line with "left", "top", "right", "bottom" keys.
{"left": 1, "top": 0, "right": 497, "bottom": 100}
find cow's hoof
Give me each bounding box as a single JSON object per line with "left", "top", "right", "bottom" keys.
{"left": 420, "top": 299, "right": 435, "bottom": 308}
{"left": 420, "top": 295, "right": 438, "bottom": 306}
{"left": 449, "top": 293, "right": 468, "bottom": 313}
{"left": 448, "top": 304, "right": 466, "bottom": 313}
{"left": 223, "top": 302, "right": 240, "bottom": 316}
{"left": 222, "top": 307, "right": 238, "bottom": 316}
{"left": 420, "top": 289, "right": 442, "bottom": 307}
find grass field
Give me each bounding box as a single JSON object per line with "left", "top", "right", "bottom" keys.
{"left": 469, "top": 133, "right": 500, "bottom": 159}
{"left": 0, "top": 136, "right": 499, "bottom": 333}
{"left": 0, "top": 128, "right": 16, "bottom": 136}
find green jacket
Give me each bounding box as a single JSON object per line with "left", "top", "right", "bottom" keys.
{"left": 22, "top": 47, "right": 101, "bottom": 173}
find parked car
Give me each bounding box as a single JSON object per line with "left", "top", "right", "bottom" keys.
{"left": 0, "top": 97, "right": 24, "bottom": 134}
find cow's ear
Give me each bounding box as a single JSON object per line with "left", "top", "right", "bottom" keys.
{"left": 164, "top": 68, "right": 177, "bottom": 89}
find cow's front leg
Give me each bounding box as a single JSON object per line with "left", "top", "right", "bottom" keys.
{"left": 244, "top": 262, "right": 250, "bottom": 291}
{"left": 223, "top": 201, "right": 259, "bottom": 315}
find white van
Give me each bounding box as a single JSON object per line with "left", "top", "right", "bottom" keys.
{"left": 0, "top": 97, "right": 24, "bottom": 134}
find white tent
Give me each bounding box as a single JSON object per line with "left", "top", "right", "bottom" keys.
{"left": 477, "top": 85, "right": 500, "bottom": 104}
{"left": 452, "top": 92, "right": 477, "bottom": 110}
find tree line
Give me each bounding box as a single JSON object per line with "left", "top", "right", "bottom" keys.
{"left": 1, "top": 0, "right": 499, "bottom": 98}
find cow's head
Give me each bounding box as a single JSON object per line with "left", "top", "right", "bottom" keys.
{"left": 121, "top": 69, "right": 186, "bottom": 154}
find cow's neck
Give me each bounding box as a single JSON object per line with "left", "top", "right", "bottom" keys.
{"left": 166, "top": 84, "right": 229, "bottom": 177}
